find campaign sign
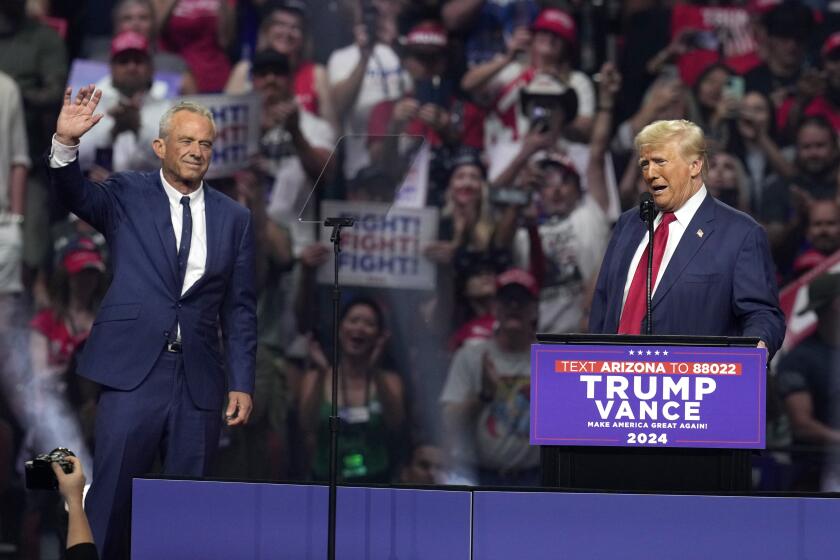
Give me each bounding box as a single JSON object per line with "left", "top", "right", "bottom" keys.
{"left": 530, "top": 344, "right": 766, "bottom": 449}
{"left": 317, "top": 201, "right": 439, "bottom": 290}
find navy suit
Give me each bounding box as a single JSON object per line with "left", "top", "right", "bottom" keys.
{"left": 589, "top": 193, "right": 785, "bottom": 357}
{"left": 50, "top": 159, "right": 256, "bottom": 557}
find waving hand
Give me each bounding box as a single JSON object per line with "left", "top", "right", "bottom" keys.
{"left": 55, "top": 85, "right": 104, "bottom": 146}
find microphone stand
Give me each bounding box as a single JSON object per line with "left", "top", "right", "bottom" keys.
{"left": 325, "top": 216, "right": 355, "bottom": 560}
{"left": 639, "top": 195, "right": 657, "bottom": 335}
{"left": 645, "top": 216, "right": 654, "bottom": 336}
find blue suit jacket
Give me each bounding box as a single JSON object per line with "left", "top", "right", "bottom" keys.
{"left": 50, "top": 160, "right": 257, "bottom": 410}
{"left": 588, "top": 193, "right": 785, "bottom": 358}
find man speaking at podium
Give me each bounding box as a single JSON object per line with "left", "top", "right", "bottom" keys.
{"left": 48, "top": 85, "right": 256, "bottom": 558}
{"left": 588, "top": 119, "right": 785, "bottom": 356}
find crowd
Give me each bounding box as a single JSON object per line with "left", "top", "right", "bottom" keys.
{"left": 0, "top": 0, "right": 839, "bottom": 556}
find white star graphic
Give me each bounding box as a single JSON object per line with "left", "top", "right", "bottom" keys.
{"left": 646, "top": 350, "right": 652, "bottom": 356}
{"left": 663, "top": 350, "right": 669, "bottom": 356}
{"left": 654, "top": 350, "right": 660, "bottom": 356}
{"left": 629, "top": 350, "right": 635, "bottom": 356}
{"left": 638, "top": 349, "right": 644, "bottom": 355}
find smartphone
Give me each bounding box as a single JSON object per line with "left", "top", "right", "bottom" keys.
{"left": 723, "top": 75, "right": 745, "bottom": 101}
{"left": 490, "top": 187, "right": 531, "bottom": 207}
{"left": 414, "top": 77, "right": 450, "bottom": 108}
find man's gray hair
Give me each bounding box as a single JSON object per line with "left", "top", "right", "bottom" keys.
{"left": 158, "top": 101, "right": 216, "bottom": 139}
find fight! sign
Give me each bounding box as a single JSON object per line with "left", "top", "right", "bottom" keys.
{"left": 530, "top": 344, "right": 766, "bottom": 449}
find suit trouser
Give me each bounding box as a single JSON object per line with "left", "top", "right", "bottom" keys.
{"left": 85, "top": 348, "right": 222, "bottom": 559}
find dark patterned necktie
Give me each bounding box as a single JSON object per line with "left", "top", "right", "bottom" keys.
{"left": 178, "top": 195, "right": 192, "bottom": 291}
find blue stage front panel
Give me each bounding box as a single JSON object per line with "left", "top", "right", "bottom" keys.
{"left": 472, "top": 491, "right": 840, "bottom": 560}
{"left": 131, "top": 480, "right": 472, "bottom": 559}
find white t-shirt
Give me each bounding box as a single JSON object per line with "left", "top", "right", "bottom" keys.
{"left": 440, "top": 338, "right": 539, "bottom": 471}
{"left": 326, "top": 43, "right": 410, "bottom": 178}
{"left": 515, "top": 196, "right": 609, "bottom": 334}
{"left": 265, "top": 110, "right": 336, "bottom": 256}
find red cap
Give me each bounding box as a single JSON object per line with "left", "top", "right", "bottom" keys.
{"left": 110, "top": 30, "right": 150, "bottom": 58}
{"left": 62, "top": 238, "right": 105, "bottom": 275}
{"left": 538, "top": 152, "right": 580, "bottom": 178}
{"left": 496, "top": 268, "right": 539, "bottom": 299}
{"left": 404, "top": 21, "right": 448, "bottom": 49}
{"left": 822, "top": 32, "right": 840, "bottom": 57}
{"left": 532, "top": 8, "right": 577, "bottom": 47}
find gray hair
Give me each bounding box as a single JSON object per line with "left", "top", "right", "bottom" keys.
{"left": 158, "top": 101, "right": 216, "bottom": 139}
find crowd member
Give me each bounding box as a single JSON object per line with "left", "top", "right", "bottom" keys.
{"left": 78, "top": 30, "right": 171, "bottom": 176}
{"left": 722, "top": 90, "right": 792, "bottom": 212}
{"left": 0, "top": 0, "right": 67, "bottom": 292}
{"left": 761, "top": 116, "right": 839, "bottom": 270}
{"left": 782, "top": 32, "right": 840, "bottom": 133}
{"left": 90, "top": 0, "right": 197, "bottom": 91}
{"left": 30, "top": 239, "right": 106, "bottom": 382}
{"left": 214, "top": 166, "right": 293, "bottom": 480}
{"left": 327, "top": 0, "right": 408, "bottom": 178}
{"left": 399, "top": 441, "right": 448, "bottom": 485}
{"left": 442, "top": 0, "right": 539, "bottom": 68}
{"left": 0, "top": 73, "right": 28, "bottom": 307}
{"left": 745, "top": 0, "right": 815, "bottom": 125}
{"left": 249, "top": 49, "right": 334, "bottom": 256}
{"left": 487, "top": 69, "right": 617, "bottom": 207}
{"left": 298, "top": 298, "right": 406, "bottom": 483}
{"left": 462, "top": 7, "right": 595, "bottom": 149}
{"left": 441, "top": 268, "right": 539, "bottom": 486}
{"left": 790, "top": 200, "right": 840, "bottom": 280}
{"left": 685, "top": 63, "right": 736, "bottom": 141}
{"left": 776, "top": 273, "right": 840, "bottom": 491}
{"left": 153, "top": 0, "right": 234, "bottom": 93}
{"left": 225, "top": 1, "right": 337, "bottom": 130}
{"left": 706, "top": 151, "right": 752, "bottom": 214}
{"left": 366, "top": 19, "right": 484, "bottom": 205}
{"left": 507, "top": 62, "right": 618, "bottom": 335}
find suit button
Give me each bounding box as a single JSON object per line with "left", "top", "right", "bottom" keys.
{"left": 177, "top": 303, "right": 182, "bottom": 309}
{"left": 164, "top": 330, "right": 170, "bottom": 337}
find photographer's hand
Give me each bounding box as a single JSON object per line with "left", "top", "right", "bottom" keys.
{"left": 52, "top": 456, "right": 85, "bottom": 506}
{"left": 52, "top": 456, "right": 95, "bottom": 550}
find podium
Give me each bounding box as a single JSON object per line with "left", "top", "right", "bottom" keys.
{"left": 533, "top": 334, "right": 765, "bottom": 493}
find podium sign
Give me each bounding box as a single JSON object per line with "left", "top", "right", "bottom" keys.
{"left": 530, "top": 344, "right": 766, "bottom": 449}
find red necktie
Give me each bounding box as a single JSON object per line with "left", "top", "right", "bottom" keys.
{"left": 618, "top": 212, "right": 676, "bottom": 334}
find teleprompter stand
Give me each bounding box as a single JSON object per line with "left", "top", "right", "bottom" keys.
{"left": 325, "top": 216, "right": 355, "bottom": 560}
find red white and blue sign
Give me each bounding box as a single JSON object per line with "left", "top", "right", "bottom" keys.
{"left": 530, "top": 344, "right": 766, "bottom": 449}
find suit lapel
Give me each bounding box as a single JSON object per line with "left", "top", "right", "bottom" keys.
{"left": 652, "top": 194, "right": 716, "bottom": 309}
{"left": 145, "top": 175, "right": 179, "bottom": 291}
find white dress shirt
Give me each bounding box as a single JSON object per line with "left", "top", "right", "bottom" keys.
{"left": 50, "top": 136, "right": 208, "bottom": 338}
{"left": 621, "top": 186, "right": 708, "bottom": 308}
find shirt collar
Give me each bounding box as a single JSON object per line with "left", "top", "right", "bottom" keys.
{"left": 672, "top": 184, "right": 707, "bottom": 228}
{"left": 159, "top": 170, "right": 204, "bottom": 207}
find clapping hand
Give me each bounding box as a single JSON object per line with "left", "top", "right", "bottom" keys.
{"left": 56, "top": 85, "right": 104, "bottom": 146}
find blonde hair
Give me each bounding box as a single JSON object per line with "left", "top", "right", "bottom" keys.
{"left": 635, "top": 119, "right": 708, "bottom": 177}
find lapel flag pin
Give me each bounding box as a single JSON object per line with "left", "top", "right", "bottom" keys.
{"left": 696, "top": 229, "right": 704, "bottom": 238}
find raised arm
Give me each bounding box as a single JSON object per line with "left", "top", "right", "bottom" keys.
{"left": 586, "top": 62, "right": 621, "bottom": 215}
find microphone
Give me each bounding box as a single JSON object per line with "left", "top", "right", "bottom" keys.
{"left": 639, "top": 192, "right": 657, "bottom": 335}
{"left": 639, "top": 192, "right": 657, "bottom": 225}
